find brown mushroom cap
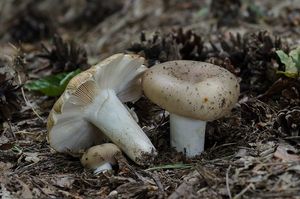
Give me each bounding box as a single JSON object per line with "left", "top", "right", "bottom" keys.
{"left": 81, "top": 143, "right": 121, "bottom": 170}
{"left": 142, "top": 61, "right": 240, "bottom": 121}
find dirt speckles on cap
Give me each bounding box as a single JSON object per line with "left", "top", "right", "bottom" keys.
{"left": 142, "top": 60, "right": 240, "bottom": 121}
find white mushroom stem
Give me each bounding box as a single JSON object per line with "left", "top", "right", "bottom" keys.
{"left": 94, "top": 163, "right": 113, "bottom": 174}
{"left": 170, "top": 114, "right": 206, "bottom": 157}
{"left": 85, "top": 89, "right": 156, "bottom": 164}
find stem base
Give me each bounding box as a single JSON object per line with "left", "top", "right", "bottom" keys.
{"left": 170, "top": 114, "right": 206, "bottom": 157}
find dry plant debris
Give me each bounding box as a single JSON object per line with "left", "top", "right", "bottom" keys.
{"left": 0, "top": 74, "right": 21, "bottom": 123}
{"left": 64, "top": 0, "right": 124, "bottom": 28}
{"left": 36, "top": 35, "right": 90, "bottom": 74}
{"left": 7, "top": 3, "right": 54, "bottom": 43}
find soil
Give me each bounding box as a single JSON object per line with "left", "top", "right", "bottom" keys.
{"left": 0, "top": 0, "right": 300, "bottom": 198}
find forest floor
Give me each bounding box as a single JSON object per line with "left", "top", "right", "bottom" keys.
{"left": 0, "top": 0, "right": 300, "bottom": 198}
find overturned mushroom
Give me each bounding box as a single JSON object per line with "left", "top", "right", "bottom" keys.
{"left": 47, "top": 53, "right": 157, "bottom": 164}
{"left": 81, "top": 143, "right": 121, "bottom": 174}
{"left": 142, "top": 61, "right": 239, "bottom": 157}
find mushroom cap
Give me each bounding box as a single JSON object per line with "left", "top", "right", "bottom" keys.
{"left": 81, "top": 143, "right": 121, "bottom": 170}
{"left": 47, "top": 68, "right": 104, "bottom": 154}
{"left": 142, "top": 61, "right": 240, "bottom": 121}
{"left": 47, "top": 54, "right": 146, "bottom": 155}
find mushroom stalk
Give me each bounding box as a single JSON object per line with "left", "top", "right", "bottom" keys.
{"left": 94, "top": 163, "right": 113, "bottom": 174}
{"left": 170, "top": 114, "right": 206, "bottom": 157}
{"left": 86, "top": 89, "right": 156, "bottom": 164}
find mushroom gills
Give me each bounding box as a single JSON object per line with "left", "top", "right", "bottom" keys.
{"left": 170, "top": 114, "right": 206, "bottom": 157}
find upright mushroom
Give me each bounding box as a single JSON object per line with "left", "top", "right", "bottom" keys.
{"left": 47, "top": 53, "right": 157, "bottom": 164}
{"left": 142, "top": 61, "right": 239, "bottom": 157}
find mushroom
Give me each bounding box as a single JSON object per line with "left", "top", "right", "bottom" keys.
{"left": 47, "top": 53, "right": 157, "bottom": 164}
{"left": 81, "top": 143, "right": 121, "bottom": 174}
{"left": 142, "top": 61, "right": 239, "bottom": 157}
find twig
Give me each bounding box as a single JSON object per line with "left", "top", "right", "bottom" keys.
{"left": 6, "top": 121, "right": 17, "bottom": 140}
{"left": 18, "top": 74, "right": 44, "bottom": 122}
{"left": 143, "top": 171, "right": 164, "bottom": 192}
{"left": 284, "top": 136, "right": 300, "bottom": 140}
{"left": 233, "top": 183, "right": 254, "bottom": 199}
{"left": 226, "top": 165, "right": 232, "bottom": 199}
{"left": 210, "top": 142, "right": 237, "bottom": 152}
{"left": 152, "top": 173, "right": 164, "bottom": 192}
{"left": 255, "top": 190, "right": 300, "bottom": 198}
{"left": 6, "top": 44, "right": 44, "bottom": 122}
{"left": 204, "top": 154, "right": 236, "bottom": 163}
{"left": 146, "top": 163, "right": 192, "bottom": 171}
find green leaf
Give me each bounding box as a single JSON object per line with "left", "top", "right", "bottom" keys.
{"left": 289, "top": 46, "right": 300, "bottom": 71}
{"left": 276, "top": 49, "right": 299, "bottom": 77}
{"left": 197, "top": 7, "right": 209, "bottom": 17}
{"left": 25, "top": 69, "right": 81, "bottom": 96}
{"left": 276, "top": 50, "right": 294, "bottom": 67}
{"left": 145, "top": 163, "right": 193, "bottom": 171}
{"left": 248, "top": 3, "right": 264, "bottom": 19}
{"left": 276, "top": 71, "right": 299, "bottom": 78}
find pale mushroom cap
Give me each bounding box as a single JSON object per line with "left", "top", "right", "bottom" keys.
{"left": 142, "top": 61, "right": 240, "bottom": 121}
{"left": 81, "top": 143, "right": 121, "bottom": 170}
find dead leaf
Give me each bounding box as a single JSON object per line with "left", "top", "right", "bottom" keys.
{"left": 1, "top": 183, "right": 12, "bottom": 199}
{"left": 235, "top": 148, "right": 248, "bottom": 158}
{"left": 252, "top": 163, "right": 264, "bottom": 173}
{"left": 58, "top": 189, "right": 83, "bottom": 199}
{"left": 31, "top": 188, "right": 41, "bottom": 198}
{"left": 24, "top": 152, "right": 40, "bottom": 163}
{"left": 0, "top": 162, "right": 13, "bottom": 172}
{"left": 54, "top": 176, "right": 75, "bottom": 188}
{"left": 41, "top": 186, "right": 56, "bottom": 195}
{"left": 274, "top": 145, "right": 300, "bottom": 162}
{"left": 0, "top": 135, "right": 9, "bottom": 145}
{"left": 18, "top": 179, "right": 33, "bottom": 199}
{"left": 287, "top": 165, "right": 300, "bottom": 174}
{"left": 258, "top": 78, "right": 293, "bottom": 99}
